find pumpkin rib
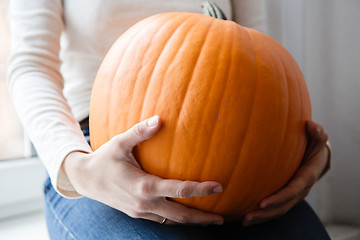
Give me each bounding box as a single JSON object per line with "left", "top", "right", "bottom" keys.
{"left": 134, "top": 14, "right": 217, "bottom": 178}
{"left": 232, "top": 32, "right": 290, "bottom": 214}
{"left": 276, "top": 46, "right": 298, "bottom": 185}
{"left": 189, "top": 21, "right": 235, "bottom": 209}
{"left": 136, "top": 15, "right": 208, "bottom": 176}
{"left": 154, "top": 15, "right": 215, "bottom": 178}
{"left": 211, "top": 26, "right": 260, "bottom": 214}
{"left": 184, "top": 20, "right": 232, "bottom": 180}
{"left": 252, "top": 31, "right": 291, "bottom": 196}
{"left": 166, "top": 18, "right": 216, "bottom": 178}
{"left": 123, "top": 14, "right": 190, "bottom": 131}
{"left": 90, "top": 17, "right": 152, "bottom": 148}
{"left": 205, "top": 23, "right": 244, "bottom": 212}
{"left": 177, "top": 21, "right": 234, "bottom": 209}
{"left": 266, "top": 42, "right": 291, "bottom": 197}
{"left": 136, "top": 14, "right": 199, "bottom": 125}
{"left": 285, "top": 49, "right": 309, "bottom": 171}
{"left": 269, "top": 38, "right": 306, "bottom": 184}
{"left": 105, "top": 16, "right": 169, "bottom": 139}
{"left": 140, "top": 14, "right": 204, "bottom": 122}
{"left": 272, "top": 53, "right": 291, "bottom": 191}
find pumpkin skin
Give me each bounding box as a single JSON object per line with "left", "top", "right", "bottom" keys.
{"left": 89, "top": 12, "right": 311, "bottom": 220}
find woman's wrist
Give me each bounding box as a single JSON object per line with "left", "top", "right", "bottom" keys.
{"left": 61, "top": 151, "right": 89, "bottom": 193}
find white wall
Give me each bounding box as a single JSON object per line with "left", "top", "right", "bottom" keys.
{"left": 266, "top": 0, "right": 360, "bottom": 225}
{"left": 304, "top": 0, "right": 360, "bottom": 225}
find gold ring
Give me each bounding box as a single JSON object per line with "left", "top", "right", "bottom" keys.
{"left": 160, "top": 217, "right": 167, "bottom": 224}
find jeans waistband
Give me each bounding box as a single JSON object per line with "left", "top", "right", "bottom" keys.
{"left": 79, "top": 117, "right": 90, "bottom": 144}
{"left": 79, "top": 116, "right": 89, "bottom": 129}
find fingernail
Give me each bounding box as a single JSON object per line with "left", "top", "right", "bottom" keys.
{"left": 146, "top": 115, "right": 159, "bottom": 127}
{"left": 212, "top": 185, "right": 223, "bottom": 193}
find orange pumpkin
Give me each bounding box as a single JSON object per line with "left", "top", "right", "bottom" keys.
{"left": 89, "top": 12, "right": 311, "bottom": 220}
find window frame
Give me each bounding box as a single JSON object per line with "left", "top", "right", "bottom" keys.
{"left": 0, "top": 0, "right": 46, "bottom": 220}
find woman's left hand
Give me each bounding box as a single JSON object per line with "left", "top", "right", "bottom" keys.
{"left": 242, "top": 120, "right": 329, "bottom": 227}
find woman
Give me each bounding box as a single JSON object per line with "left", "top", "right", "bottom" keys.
{"left": 7, "top": 0, "right": 331, "bottom": 239}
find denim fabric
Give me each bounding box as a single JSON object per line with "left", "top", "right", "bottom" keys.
{"left": 44, "top": 177, "right": 330, "bottom": 240}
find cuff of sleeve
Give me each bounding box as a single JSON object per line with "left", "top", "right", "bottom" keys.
{"left": 51, "top": 146, "right": 92, "bottom": 199}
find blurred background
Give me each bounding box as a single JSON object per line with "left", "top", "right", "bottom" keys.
{"left": 0, "top": 0, "right": 359, "bottom": 239}
{"left": 266, "top": 0, "right": 360, "bottom": 229}
{"left": 267, "top": 1, "right": 360, "bottom": 239}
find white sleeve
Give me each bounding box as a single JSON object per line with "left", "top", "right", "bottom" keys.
{"left": 7, "top": 0, "right": 92, "bottom": 198}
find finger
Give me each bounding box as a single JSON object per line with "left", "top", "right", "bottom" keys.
{"left": 130, "top": 212, "right": 164, "bottom": 222}
{"left": 259, "top": 178, "right": 308, "bottom": 209}
{"left": 131, "top": 211, "right": 178, "bottom": 225}
{"left": 306, "top": 121, "right": 328, "bottom": 151}
{"left": 306, "top": 120, "right": 327, "bottom": 141}
{"left": 135, "top": 175, "right": 223, "bottom": 199}
{"left": 243, "top": 200, "right": 295, "bottom": 227}
{"left": 118, "top": 115, "right": 161, "bottom": 150}
{"left": 152, "top": 198, "right": 224, "bottom": 225}
{"left": 156, "top": 179, "right": 223, "bottom": 198}
{"left": 130, "top": 211, "right": 176, "bottom": 225}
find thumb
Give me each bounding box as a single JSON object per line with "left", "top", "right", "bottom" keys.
{"left": 119, "top": 115, "right": 161, "bottom": 150}
{"left": 304, "top": 120, "right": 328, "bottom": 159}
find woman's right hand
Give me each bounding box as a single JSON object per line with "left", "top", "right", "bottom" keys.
{"left": 62, "top": 115, "right": 224, "bottom": 225}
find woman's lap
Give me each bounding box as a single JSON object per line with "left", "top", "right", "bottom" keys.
{"left": 44, "top": 177, "right": 330, "bottom": 240}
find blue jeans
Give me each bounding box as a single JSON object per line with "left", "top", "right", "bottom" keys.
{"left": 44, "top": 177, "right": 330, "bottom": 240}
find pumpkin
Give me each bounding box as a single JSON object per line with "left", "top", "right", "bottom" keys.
{"left": 89, "top": 11, "right": 311, "bottom": 220}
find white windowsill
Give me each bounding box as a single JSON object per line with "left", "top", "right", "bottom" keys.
{"left": 0, "top": 210, "right": 49, "bottom": 240}
{"left": 0, "top": 157, "right": 47, "bottom": 220}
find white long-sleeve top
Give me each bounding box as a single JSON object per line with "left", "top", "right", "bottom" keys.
{"left": 7, "top": 0, "right": 265, "bottom": 197}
